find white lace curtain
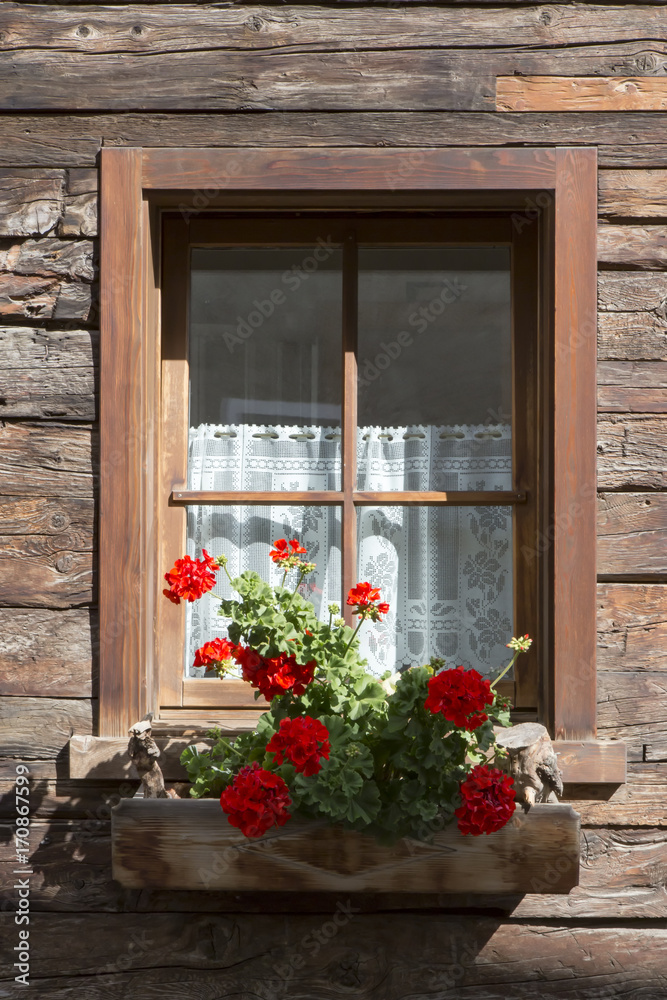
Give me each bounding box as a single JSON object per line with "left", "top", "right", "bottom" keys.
{"left": 186, "top": 423, "right": 513, "bottom": 678}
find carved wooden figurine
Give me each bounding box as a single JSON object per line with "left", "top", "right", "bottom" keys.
{"left": 495, "top": 722, "right": 563, "bottom": 807}
{"left": 127, "top": 719, "right": 177, "bottom": 799}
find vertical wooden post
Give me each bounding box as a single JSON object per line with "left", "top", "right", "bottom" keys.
{"left": 99, "top": 148, "right": 155, "bottom": 736}
{"left": 553, "top": 148, "right": 598, "bottom": 740}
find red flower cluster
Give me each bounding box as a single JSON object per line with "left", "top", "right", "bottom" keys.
{"left": 270, "top": 538, "right": 307, "bottom": 563}
{"left": 455, "top": 764, "right": 516, "bottom": 836}
{"left": 346, "top": 582, "right": 390, "bottom": 621}
{"left": 163, "top": 550, "right": 218, "bottom": 605}
{"left": 234, "top": 646, "right": 316, "bottom": 701}
{"left": 193, "top": 637, "right": 238, "bottom": 671}
{"left": 266, "top": 716, "right": 331, "bottom": 777}
{"left": 424, "top": 666, "right": 493, "bottom": 731}
{"left": 220, "top": 762, "right": 292, "bottom": 837}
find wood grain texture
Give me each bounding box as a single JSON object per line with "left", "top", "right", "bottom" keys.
{"left": 598, "top": 493, "right": 667, "bottom": 575}
{"left": 0, "top": 696, "right": 93, "bottom": 760}
{"left": 0, "top": 531, "right": 93, "bottom": 608}
{"left": 0, "top": 327, "right": 96, "bottom": 419}
{"left": 498, "top": 75, "right": 667, "bottom": 112}
{"left": 0, "top": 607, "right": 95, "bottom": 695}
{"left": 3, "top": 912, "right": 667, "bottom": 998}
{"left": 0, "top": 423, "right": 93, "bottom": 497}
{"left": 598, "top": 225, "right": 667, "bottom": 269}
{"left": 0, "top": 495, "right": 94, "bottom": 535}
{"left": 597, "top": 361, "right": 667, "bottom": 412}
{"left": 112, "top": 799, "right": 580, "bottom": 893}
{"left": 568, "top": 763, "right": 667, "bottom": 826}
{"left": 553, "top": 148, "right": 598, "bottom": 741}
{"left": 598, "top": 311, "right": 667, "bottom": 361}
{"left": 0, "top": 272, "right": 92, "bottom": 320}
{"left": 599, "top": 270, "right": 667, "bottom": 314}
{"left": 0, "top": 237, "right": 94, "bottom": 280}
{"left": 597, "top": 415, "right": 667, "bottom": 489}
{"left": 598, "top": 582, "right": 667, "bottom": 671}
{"left": 600, "top": 168, "right": 667, "bottom": 218}
{"left": 598, "top": 671, "right": 667, "bottom": 760}
{"left": 0, "top": 168, "right": 64, "bottom": 234}
{"left": 59, "top": 168, "right": 97, "bottom": 236}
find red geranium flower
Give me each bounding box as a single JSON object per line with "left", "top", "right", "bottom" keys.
{"left": 193, "top": 637, "right": 238, "bottom": 670}
{"left": 220, "top": 762, "right": 292, "bottom": 838}
{"left": 234, "top": 646, "right": 316, "bottom": 702}
{"left": 266, "top": 716, "right": 331, "bottom": 776}
{"left": 455, "top": 764, "right": 516, "bottom": 836}
{"left": 424, "top": 666, "right": 493, "bottom": 731}
{"left": 270, "top": 538, "right": 307, "bottom": 563}
{"left": 346, "top": 582, "right": 389, "bottom": 621}
{"left": 163, "top": 549, "right": 218, "bottom": 604}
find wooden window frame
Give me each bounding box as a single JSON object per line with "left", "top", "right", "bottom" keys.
{"left": 98, "top": 146, "right": 608, "bottom": 777}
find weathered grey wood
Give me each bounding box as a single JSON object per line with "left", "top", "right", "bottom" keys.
{"left": 112, "top": 799, "right": 580, "bottom": 893}
{"left": 0, "top": 168, "right": 64, "bottom": 234}
{"left": 598, "top": 671, "right": 667, "bottom": 760}
{"left": 597, "top": 360, "right": 667, "bottom": 412}
{"left": 11, "top": 5, "right": 667, "bottom": 54}
{"left": 4, "top": 912, "right": 667, "bottom": 998}
{"left": 0, "top": 423, "right": 94, "bottom": 497}
{"left": 598, "top": 493, "right": 667, "bottom": 575}
{"left": 69, "top": 734, "right": 210, "bottom": 779}
{"left": 0, "top": 696, "right": 93, "bottom": 759}
{"left": 599, "top": 270, "right": 667, "bottom": 314}
{"left": 0, "top": 531, "right": 93, "bottom": 608}
{"left": 568, "top": 763, "right": 667, "bottom": 826}
{"left": 597, "top": 582, "right": 667, "bottom": 671}
{"left": 597, "top": 415, "right": 667, "bottom": 489}
{"left": 0, "top": 606, "right": 95, "bottom": 696}
{"left": 0, "top": 328, "right": 96, "bottom": 419}
{"left": 0, "top": 237, "right": 94, "bottom": 280}
{"left": 599, "top": 225, "right": 667, "bottom": 269}
{"left": 60, "top": 168, "right": 97, "bottom": 236}
{"left": 7, "top": 43, "right": 667, "bottom": 112}
{"left": 7, "top": 111, "right": 667, "bottom": 169}
{"left": 598, "top": 311, "right": 667, "bottom": 361}
{"left": 0, "top": 272, "right": 92, "bottom": 319}
{"left": 600, "top": 168, "right": 667, "bottom": 218}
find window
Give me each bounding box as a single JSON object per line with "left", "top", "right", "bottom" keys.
{"left": 98, "top": 147, "right": 600, "bottom": 759}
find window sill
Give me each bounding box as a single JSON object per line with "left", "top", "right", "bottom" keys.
{"left": 69, "top": 735, "right": 627, "bottom": 785}
{"left": 111, "top": 798, "right": 581, "bottom": 894}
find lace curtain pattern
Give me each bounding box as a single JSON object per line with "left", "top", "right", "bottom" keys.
{"left": 186, "top": 423, "right": 513, "bottom": 678}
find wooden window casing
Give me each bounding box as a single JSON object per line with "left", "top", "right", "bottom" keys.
{"left": 99, "top": 147, "right": 597, "bottom": 749}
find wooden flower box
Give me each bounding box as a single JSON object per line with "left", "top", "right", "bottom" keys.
{"left": 112, "top": 799, "right": 580, "bottom": 893}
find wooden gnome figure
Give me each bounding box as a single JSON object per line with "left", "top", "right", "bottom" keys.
{"left": 495, "top": 722, "right": 563, "bottom": 807}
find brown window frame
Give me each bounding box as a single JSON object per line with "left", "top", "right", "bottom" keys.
{"left": 161, "top": 213, "right": 538, "bottom": 716}
{"left": 99, "top": 146, "right": 605, "bottom": 772}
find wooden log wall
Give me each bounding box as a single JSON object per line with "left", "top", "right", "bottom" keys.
{"left": 1, "top": 2, "right": 666, "bottom": 996}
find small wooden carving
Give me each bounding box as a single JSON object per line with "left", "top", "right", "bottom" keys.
{"left": 127, "top": 720, "right": 177, "bottom": 799}
{"left": 495, "top": 723, "right": 563, "bottom": 807}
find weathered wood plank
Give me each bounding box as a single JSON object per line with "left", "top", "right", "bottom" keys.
{"left": 598, "top": 671, "right": 667, "bottom": 760}
{"left": 0, "top": 532, "right": 93, "bottom": 608}
{"left": 599, "top": 270, "right": 667, "bottom": 314}
{"left": 0, "top": 237, "right": 94, "bottom": 280}
{"left": 498, "top": 75, "right": 667, "bottom": 112}
{"left": 0, "top": 423, "right": 94, "bottom": 497}
{"left": 0, "top": 327, "right": 96, "bottom": 420}
{"left": 597, "top": 361, "right": 667, "bottom": 412}
{"left": 0, "top": 606, "right": 95, "bottom": 696}
{"left": 0, "top": 778, "right": 139, "bottom": 819}
{"left": 7, "top": 112, "right": 667, "bottom": 169}
{"left": 0, "top": 168, "right": 64, "bottom": 235}
{"left": 568, "top": 763, "right": 667, "bottom": 826}
{"left": 597, "top": 415, "right": 667, "bottom": 489}
{"left": 0, "top": 272, "right": 92, "bottom": 320}
{"left": 11, "top": 5, "right": 667, "bottom": 54}
{"left": 600, "top": 168, "right": 667, "bottom": 218}
{"left": 597, "top": 582, "right": 667, "bottom": 671}
{"left": 112, "top": 799, "right": 580, "bottom": 893}
{"left": 598, "top": 493, "right": 667, "bottom": 575}
{"left": 0, "top": 495, "right": 94, "bottom": 534}
{"left": 0, "top": 696, "right": 93, "bottom": 760}
{"left": 3, "top": 912, "right": 667, "bottom": 997}
{"left": 59, "top": 168, "right": 97, "bottom": 236}
{"left": 598, "top": 225, "right": 667, "bottom": 270}
{"left": 598, "top": 311, "right": 667, "bottom": 361}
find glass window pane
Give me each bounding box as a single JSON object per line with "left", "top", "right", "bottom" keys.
{"left": 185, "top": 504, "right": 341, "bottom": 678}
{"left": 189, "top": 247, "right": 343, "bottom": 490}
{"left": 357, "top": 247, "right": 511, "bottom": 490}
{"left": 356, "top": 505, "right": 513, "bottom": 678}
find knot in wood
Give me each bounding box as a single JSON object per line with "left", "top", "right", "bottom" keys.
{"left": 538, "top": 8, "right": 552, "bottom": 25}
{"left": 245, "top": 15, "right": 264, "bottom": 32}
{"left": 55, "top": 554, "right": 73, "bottom": 573}
{"left": 50, "top": 513, "right": 68, "bottom": 530}
{"left": 131, "top": 24, "right": 144, "bottom": 37}
{"left": 76, "top": 24, "right": 91, "bottom": 38}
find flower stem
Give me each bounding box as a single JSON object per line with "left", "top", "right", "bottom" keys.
{"left": 490, "top": 650, "right": 520, "bottom": 691}
{"left": 343, "top": 617, "right": 364, "bottom": 655}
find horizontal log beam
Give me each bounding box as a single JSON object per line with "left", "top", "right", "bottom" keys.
{"left": 0, "top": 423, "right": 94, "bottom": 497}
{"left": 597, "top": 415, "right": 667, "bottom": 489}
{"left": 0, "top": 607, "right": 96, "bottom": 696}
{"left": 598, "top": 493, "right": 667, "bottom": 574}
{"left": 598, "top": 225, "right": 667, "bottom": 270}
{"left": 598, "top": 311, "right": 667, "bottom": 362}
{"left": 0, "top": 696, "right": 93, "bottom": 760}
{"left": 497, "top": 76, "right": 667, "bottom": 112}
{"left": 597, "top": 582, "right": 667, "bottom": 671}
